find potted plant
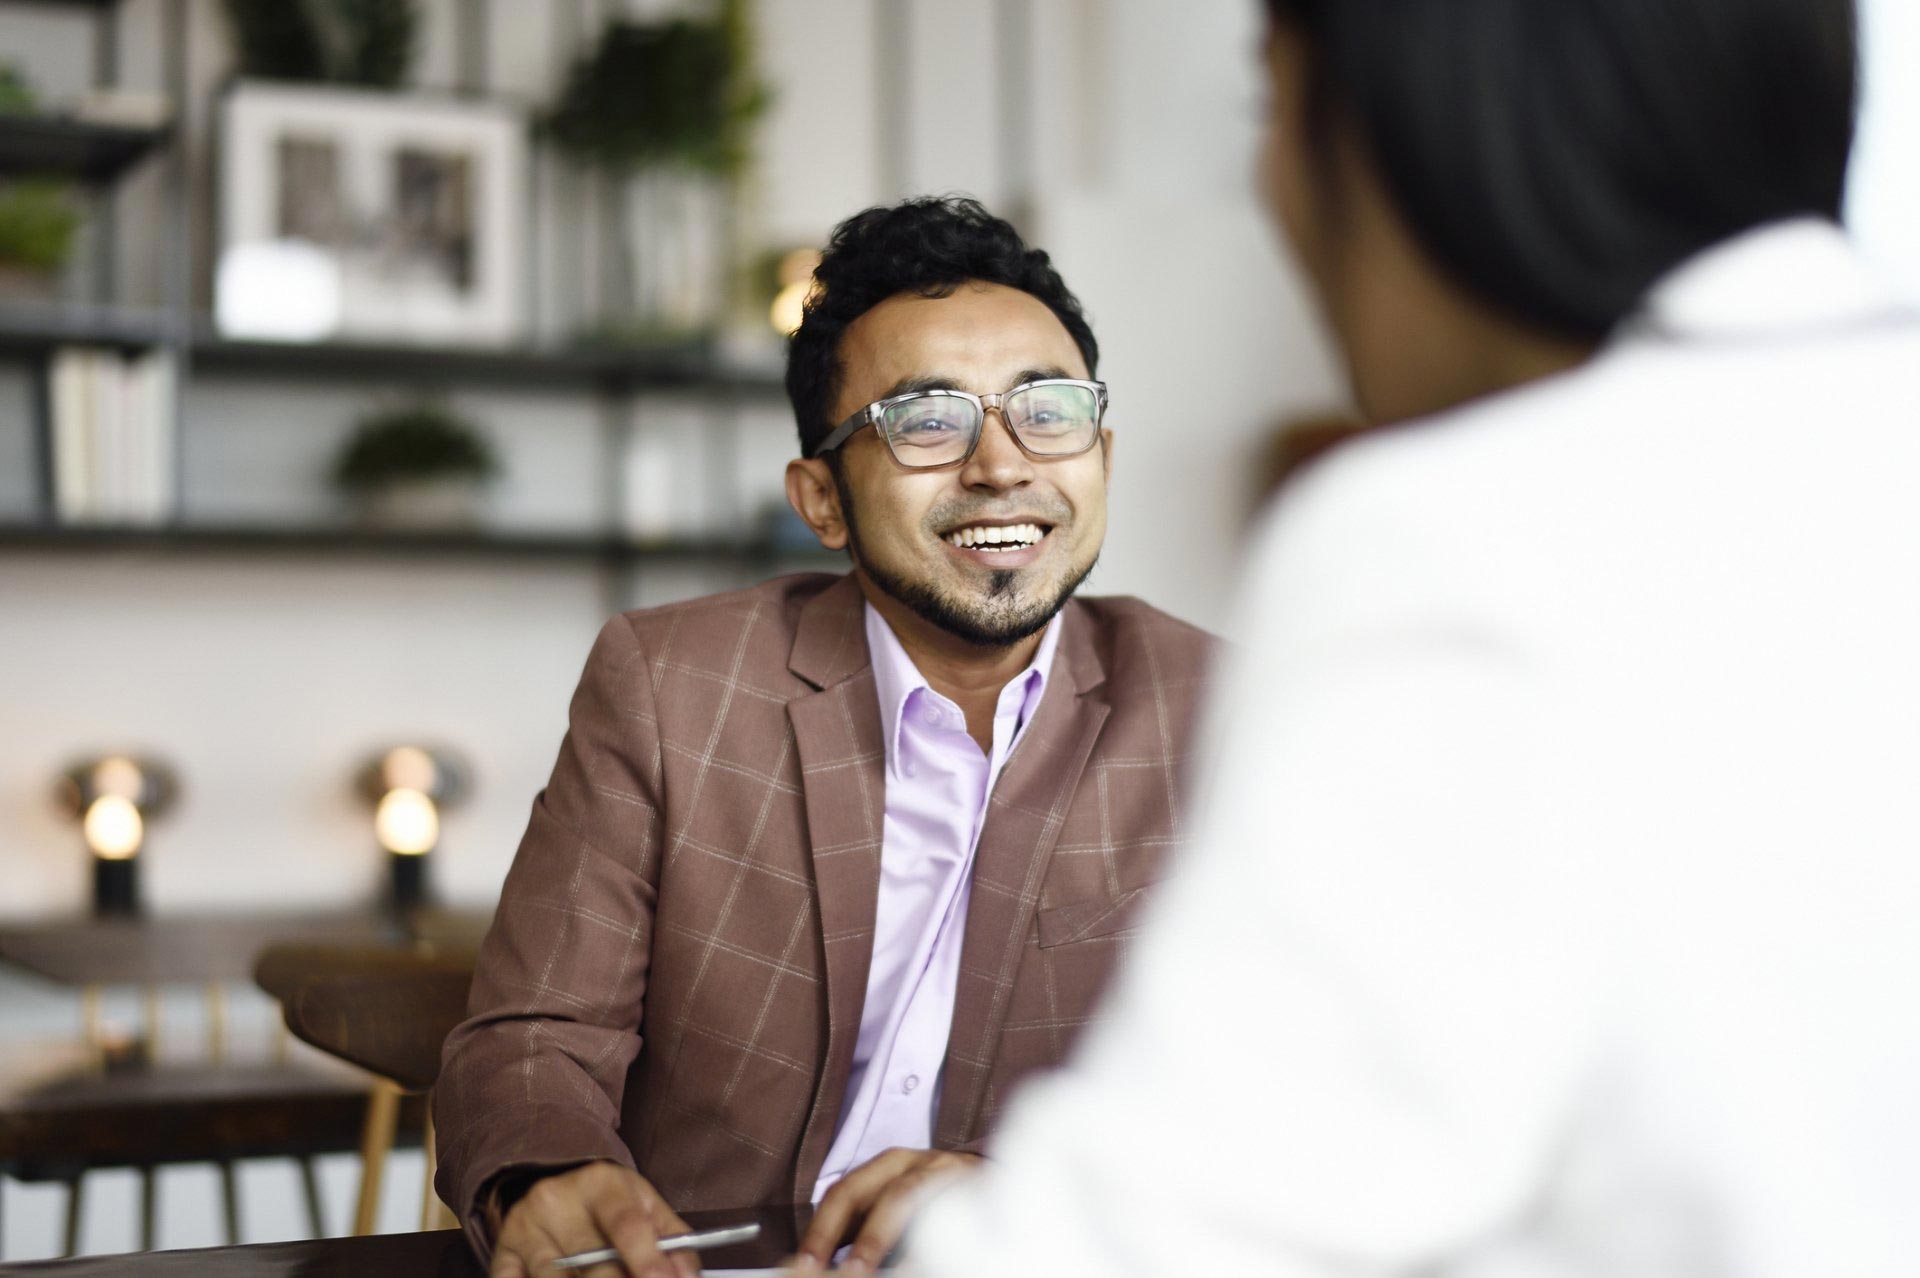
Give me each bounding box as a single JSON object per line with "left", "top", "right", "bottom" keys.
{"left": 0, "top": 180, "right": 81, "bottom": 300}
{"left": 0, "top": 63, "right": 38, "bottom": 114}
{"left": 0, "top": 66, "right": 81, "bottom": 299}
{"left": 331, "top": 400, "right": 500, "bottom": 529}
{"left": 221, "top": 0, "right": 418, "bottom": 87}
{"left": 544, "top": 0, "right": 770, "bottom": 343}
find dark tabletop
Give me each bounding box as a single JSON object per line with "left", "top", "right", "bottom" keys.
{"left": 0, "top": 1208, "right": 809, "bottom": 1275}
{"left": 0, "top": 908, "right": 490, "bottom": 987}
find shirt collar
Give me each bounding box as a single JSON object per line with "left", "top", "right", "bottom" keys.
{"left": 864, "top": 602, "right": 1063, "bottom": 775}
{"left": 1623, "top": 217, "right": 1913, "bottom": 344}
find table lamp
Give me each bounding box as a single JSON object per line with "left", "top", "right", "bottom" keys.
{"left": 55, "top": 755, "right": 179, "bottom": 917}
{"left": 356, "top": 746, "right": 467, "bottom": 913}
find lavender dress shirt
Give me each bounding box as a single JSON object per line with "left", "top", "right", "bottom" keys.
{"left": 811, "top": 603, "right": 1063, "bottom": 1200}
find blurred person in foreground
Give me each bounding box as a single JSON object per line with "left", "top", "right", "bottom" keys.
{"left": 432, "top": 197, "right": 1214, "bottom": 1277}
{"left": 902, "top": 0, "right": 1920, "bottom": 1274}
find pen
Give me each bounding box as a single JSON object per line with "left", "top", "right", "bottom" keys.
{"left": 546, "top": 1221, "right": 762, "bottom": 1272}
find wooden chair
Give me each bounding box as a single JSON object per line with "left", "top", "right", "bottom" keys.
{"left": 253, "top": 943, "right": 476, "bottom": 1235}
{"left": 0, "top": 1011, "right": 420, "bottom": 1256}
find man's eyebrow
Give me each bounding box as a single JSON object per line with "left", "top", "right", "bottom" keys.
{"left": 877, "top": 366, "right": 1075, "bottom": 399}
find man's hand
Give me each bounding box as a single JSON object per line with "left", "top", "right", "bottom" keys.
{"left": 792, "top": 1148, "right": 983, "bottom": 1273}
{"left": 490, "top": 1161, "right": 698, "bottom": 1278}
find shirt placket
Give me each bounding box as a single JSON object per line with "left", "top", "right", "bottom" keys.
{"left": 880, "top": 675, "right": 1040, "bottom": 1125}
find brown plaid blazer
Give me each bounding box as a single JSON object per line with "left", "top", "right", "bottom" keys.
{"left": 434, "top": 572, "right": 1213, "bottom": 1251}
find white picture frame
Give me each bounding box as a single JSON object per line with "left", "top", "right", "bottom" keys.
{"left": 217, "top": 81, "right": 527, "bottom": 347}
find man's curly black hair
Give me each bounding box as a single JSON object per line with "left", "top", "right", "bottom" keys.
{"left": 785, "top": 196, "right": 1100, "bottom": 459}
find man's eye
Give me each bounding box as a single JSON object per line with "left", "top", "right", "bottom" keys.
{"left": 1019, "top": 402, "right": 1078, "bottom": 431}
{"left": 897, "top": 414, "right": 962, "bottom": 438}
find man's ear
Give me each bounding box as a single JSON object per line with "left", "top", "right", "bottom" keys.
{"left": 1099, "top": 427, "right": 1115, "bottom": 483}
{"left": 785, "top": 457, "right": 850, "bottom": 551}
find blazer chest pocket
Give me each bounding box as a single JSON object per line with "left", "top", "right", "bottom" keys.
{"left": 1035, "top": 884, "right": 1157, "bottom": 948}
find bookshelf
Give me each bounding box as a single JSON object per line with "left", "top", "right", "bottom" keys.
{"left": 0, "top": 0, "right": 810, "bottom": 598}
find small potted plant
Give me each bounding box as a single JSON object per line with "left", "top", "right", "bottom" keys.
{"left": 0, "top": 70, "right": 81, "bottom": 300}
{"left": 0, "top": 63, "right": 38, "bottom": 114}
{"left": 332, "top": 400, "right": 500, "bottom": 529}
{"left": 0, "top": 180, "right": 81, "bottom": 300}
{"left": 543, "top": 0, "right": 770, "bottom": 342}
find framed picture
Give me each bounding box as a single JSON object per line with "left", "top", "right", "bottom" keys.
{"left": 217, "top": 81, "right": 526, "bottom": 346}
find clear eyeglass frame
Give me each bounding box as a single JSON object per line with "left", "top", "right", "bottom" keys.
{"left": 810, "top": 378, "right": 1110, "bottom": 469}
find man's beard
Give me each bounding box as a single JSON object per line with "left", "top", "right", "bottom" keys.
{"left": 839, "top": 482, "right": 1095, "bottom": 648}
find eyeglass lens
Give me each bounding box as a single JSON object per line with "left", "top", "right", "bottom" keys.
{"left": 878, "top": 383, "right": 1101, "bottom": 467}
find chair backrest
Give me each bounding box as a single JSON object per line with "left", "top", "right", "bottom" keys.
{"left": 254, "top": 944, "right": 476, "bottom": 1092}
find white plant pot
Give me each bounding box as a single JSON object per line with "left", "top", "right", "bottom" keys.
{"left": 349, "top": 477, "right": 490, "bottom": 530}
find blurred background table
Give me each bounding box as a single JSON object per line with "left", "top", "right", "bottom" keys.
{"left": 0, "top": 909, "right": 490, "bottom": 989}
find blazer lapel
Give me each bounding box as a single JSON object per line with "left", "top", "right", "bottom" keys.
{"left": 784, "top": 576, "right": 886, "bottom": 1198}
{"left": 935, "top": 602, "right": 1110, "bottom": 1147}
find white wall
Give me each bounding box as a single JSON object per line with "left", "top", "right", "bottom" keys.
{"left": 1849, "top": 0, "right": 1920, "bottom": 300}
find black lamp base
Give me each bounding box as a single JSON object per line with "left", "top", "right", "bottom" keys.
{"left": 388, "top": 850, "right": 430, "bottom": 914}
{"left": 93, "top": 857, "right": 140, "bottom": 917}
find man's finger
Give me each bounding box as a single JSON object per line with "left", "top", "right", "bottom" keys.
{"left": 653, "top": 1204, "right": 700, "bottom": 1278}
{"left": 842, "top": 1176, "right": 927, "bottom": 1272}
{"left": 797, "top": 1150, "right": 916, "bottom": 1262}
{"left": 586, "top": 1179, "right": 702, "bottom": 1278}
{"left": 796, "top": 1184, "right": 858, "bottom": 1263}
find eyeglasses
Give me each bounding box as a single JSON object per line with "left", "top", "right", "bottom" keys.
{"left": 811, "top": 378, "right": 1109, "bottom": 469}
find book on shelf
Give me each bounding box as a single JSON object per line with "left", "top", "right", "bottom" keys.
{"left": 48, "top": 346, "right": 177, "bottom": 525}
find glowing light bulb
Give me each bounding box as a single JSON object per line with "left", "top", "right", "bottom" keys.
{"left": 375, "top": 788, "right": 439, "bottom": 856}
{"left": 84, "top": 795, "right": 144, "bottom": 860}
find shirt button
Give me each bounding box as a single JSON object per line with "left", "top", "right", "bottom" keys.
{"left": 923, "top": 704, "right": 943, "bottom": 726}
{"left": 902, "top": 1074, "right": 920, "bottom": 1094}
{"left": 902, "top": 759, "right": 917, "bottom": 778}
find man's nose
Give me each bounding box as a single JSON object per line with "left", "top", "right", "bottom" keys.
{"left": 959, "top": 407, "right": 1035, "bottom": 491}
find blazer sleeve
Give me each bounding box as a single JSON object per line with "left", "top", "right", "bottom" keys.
{"left": 433, "top": 613, "right": 666, "bottom": 1258}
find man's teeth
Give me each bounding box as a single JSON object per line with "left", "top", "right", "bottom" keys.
{"left": 945, "top": 523, "right": 1046, "bottom": 550}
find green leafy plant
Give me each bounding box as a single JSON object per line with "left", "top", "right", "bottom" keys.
{"left": 544, "top": 0, "right": 770, "bottom": 175}
{"left": 331, "top": 401, "right": 498, "bottom": 492}
{"left": 0, "top": 182, "right": 81, "bottom": 273}
{"left": 222, "top": 0, "right": 418, "bottom": 88}
{"left": 0, "top": 63, "right": 39, "bottom": 115}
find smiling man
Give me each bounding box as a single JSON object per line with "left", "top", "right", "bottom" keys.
{"left": 433, "top": 197, "right": 1213, "bottom": 1278}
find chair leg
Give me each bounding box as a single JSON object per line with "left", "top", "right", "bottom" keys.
{"left": 418, "top": 1096, "right": 456, "bottom": 1230}
{"left": 139, "top": 1167, "right": 156, "bottom": 1251}
{"left": 218, "top": 1161, "right": 241, "bottom": 1244}
{"left": 298, "top": 1157, "right": 325, "bottom": 1238}
{"left": 419, "top": 1100, "right": 436, "bottom": 1231}
{"left": 353, "top": 1079, "right": 403, "bottom": 1236}
{"left": 61, "top": 1175, "right": 82, "bottom": 1258}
